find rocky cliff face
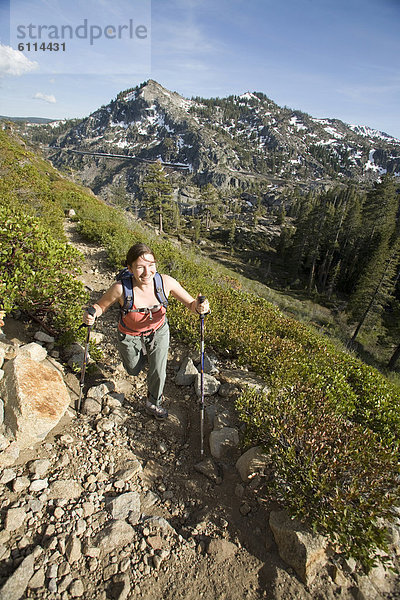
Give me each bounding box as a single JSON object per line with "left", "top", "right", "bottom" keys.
{"left": 45, "top": 79, "right": 400, "bottom": 197}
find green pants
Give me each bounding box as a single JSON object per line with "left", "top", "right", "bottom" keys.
{"left": 117, "top": 320, "right": 170, "bottom": 406}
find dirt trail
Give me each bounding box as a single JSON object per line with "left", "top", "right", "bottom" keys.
{"left": 64, "top": 220, "right": 279, "bottom": 599}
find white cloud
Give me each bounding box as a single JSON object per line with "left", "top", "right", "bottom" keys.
{"left": 33, "top": 92, "right": 56, "bottom": 104}
{"left": 0, "top": 44, "right": 39, "bottom": 77}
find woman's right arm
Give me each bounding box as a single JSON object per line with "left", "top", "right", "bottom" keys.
{"left": 83, "top": 282, "right": 123, "bottom": 325}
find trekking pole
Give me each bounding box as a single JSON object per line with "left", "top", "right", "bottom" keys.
{"left": 77, "top": 306, "right": 96, "bottom": 414}
{"left": 198, "top": 295, "right": 207, "bottom": 458}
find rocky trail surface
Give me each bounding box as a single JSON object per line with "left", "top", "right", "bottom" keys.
{"left": 0, "top": 220, "right": 399, "bottom": 600}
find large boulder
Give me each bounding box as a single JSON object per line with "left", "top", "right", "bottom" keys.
{"left": 1, "top": 355, "right": 71, "bottom": 449}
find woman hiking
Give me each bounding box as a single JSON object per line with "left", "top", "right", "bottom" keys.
{"left": 83, "top": 243, "right": 209, "bottom": 420}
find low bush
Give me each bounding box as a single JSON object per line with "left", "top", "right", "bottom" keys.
{"left": 237, "top": 385, "right": 400, "bottom": 570}
{"left": 0, "top": 204, "right": 88, "bottom": 341}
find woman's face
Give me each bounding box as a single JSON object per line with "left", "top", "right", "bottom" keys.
{"left": 129, "top": 253, "right": 156, "bottom": 285}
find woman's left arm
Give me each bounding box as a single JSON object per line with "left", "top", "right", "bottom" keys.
{"left": 163, "top": 275, "right": 210, "bottom": 314}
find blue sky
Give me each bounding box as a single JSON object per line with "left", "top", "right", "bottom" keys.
{"left": 1, "top": 0, "right": 400, "bottom": 138}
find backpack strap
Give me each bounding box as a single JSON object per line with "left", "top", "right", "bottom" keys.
{"left": 153, "top": 272, "right": 168, "bottom": 308}
{"left": 116, "top": 269, "right": 168, "bottom": 316}
{"left": 116, "top": 268, "right": 134, "bottom": 314}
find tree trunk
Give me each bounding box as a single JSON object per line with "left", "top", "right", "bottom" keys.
{"left": 159, "top": 206, "right": 163, "bottom": 234}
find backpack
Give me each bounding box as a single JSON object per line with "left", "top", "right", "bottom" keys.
{"left": 116, "top": 267, "right": 168, "bottom": 321}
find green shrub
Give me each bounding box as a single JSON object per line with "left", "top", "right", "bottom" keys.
{"left": 237, "top": 385, "right": 400, "bottom": 570}
{"left": 0, "top": 204, "right": 88, "bottom": 341}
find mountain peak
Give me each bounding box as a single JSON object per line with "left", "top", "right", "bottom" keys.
{"left": 120, "top": 80, "right": 192, "bottom": 113}
{"left": 49, "top": 79, "right": 400, "bottom": 194}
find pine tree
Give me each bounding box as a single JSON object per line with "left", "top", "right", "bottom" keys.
{"left": 361, "top": 175, "right": 398, "bottom": 245}
{"left": 349, "top": 238, "right": 400, "bottom": 343}
{"left": 141, "top": 162, "right": 173, "bottom": 234}
{"left": 109, "top": 181, "right": 129, "bottom": 209}
{"left": 192, "top": 218, "right": 201, "bottom": 243}
{"left": 228, "top": 219, "right": 236, "bottom": 255}
{"left": 285, "top": 193, "right": 315, "bottom": 284}
{"left": 200, "top": 184, "right": 219, "bottom": 230}
{"left": 276, "top": 204, "right": 286, "bottom": 226}
{"left": 354, "top": 175, "right": 399, "bottom": 282}
{"left": 336, "top": 190, "right": 364, "bottom": 294}
{"left": 317, "top": 200, "right": 344, "bottom": 293}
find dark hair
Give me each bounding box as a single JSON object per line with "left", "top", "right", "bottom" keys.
{"left": 125, "top": 243, "right": 155, "bottom": 267}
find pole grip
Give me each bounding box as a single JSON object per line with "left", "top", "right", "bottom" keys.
{"left": 80, "top": 305, "right": 97, "bottom": 329}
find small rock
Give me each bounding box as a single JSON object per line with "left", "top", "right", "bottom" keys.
{"left": 93, "top": 520, "right": 135, "bottom": 556}
{"left": 114, "top": 457, "right": 142, "bottom": 481}
{"left": 69, "top": 578, "right": 85, "bottom": 598}
{"left": 29, "top": 478, "right": 48, "bottom": 493}
{"left": 147, "top": 535, "right": 164, "bottom": 551}
{"left": 194, "top": 373, "right": 220, "bottom": 397}
{"left": 158, "top": 442, "right": 168, "bottom": 453}
{"left": 206, "top": 539, "right": 237, "bottom": 563}
{"left": 28, "top": 567, "right": 45, "bottom": 590}
{"left": 82, "top": 501, "right": 95, "bottom": 517}
{"left": 175, "top": 357, "right": 198, "bottom": 386}
{"left": 30, "top": 458, "right": 52, "bottom": 478}
{"left": 0, "top": 468, "right": 16, "bottom": 484}
{"left": 13, "top": 476, "right": 30, "bottom": 493}
{"left": 239, "top": 502, "right": 251, "bottom": 516}
{"left": 209, "top": 427, "right": 239, "bottom": 459}
{"left": 0, "top": 433, "right": 9, "bottom": 451}
{"left": 236, "top": 446, "right": 270, "bottom": 482}
{"left": 96, "top": 418, "right": 115, "bottom": 433}
{"left": 58, "top": 562, "right": 71, "bottom": 577}
{"left": 87, "top": 383, "right": 114, "bottom": 401}
{"left": 203, "top": 354, "right": 219, "bottom": 374}
{"left": 194, "top": 458, "right": 221, "bottom": 482}
{"left": 0, "top": 442, "right": 20, "bottom": 467}
{"left": 34, "top": 331, "right": 55, "bottom": 344}
{"left": 269, "top": 510, "right": 329, "bottom": 585}
{"left": 107, "top": 491, "right": 140, "bottom": 521}
{"left": 47, "top": 479, "right": 83, "bottom": 499}
{"left": 103, "top": 564, "right": 119, "bottom": 580}
{"left": 5, "top": 507, "right": 27, "bottom": 531}
{"left": 65, "top": 536, "right": 82, "bottom": 563}
{"left": 58, "top": 574, "right": 73, "bottom": 594}
{"left": 81, "top": 397, "right": 102, "bottom": 416}
{"left": 18, "top": 342, "right": 47, "bottom": 362}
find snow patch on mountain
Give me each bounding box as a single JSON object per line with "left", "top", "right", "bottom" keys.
{"left": 364, "top": 149, "right": 387, "bottom": 175}
{"left": 324, "top": 126, "right": 344, "bottom": 139}
{"left": 124, "top": 90, "right": 138, "bottom": 102}
{"left": 239, "top": 92, "right": 260, "bottom": 102}
{"left": 289, "top": 116, "right": 307, "bottom": 131}
{"left": 349, "top": 124, "right": 400, "bottom": 143}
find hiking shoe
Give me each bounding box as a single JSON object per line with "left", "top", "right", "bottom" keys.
{"left": 146, "top": 401, "right": 168, "bottom": 420}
